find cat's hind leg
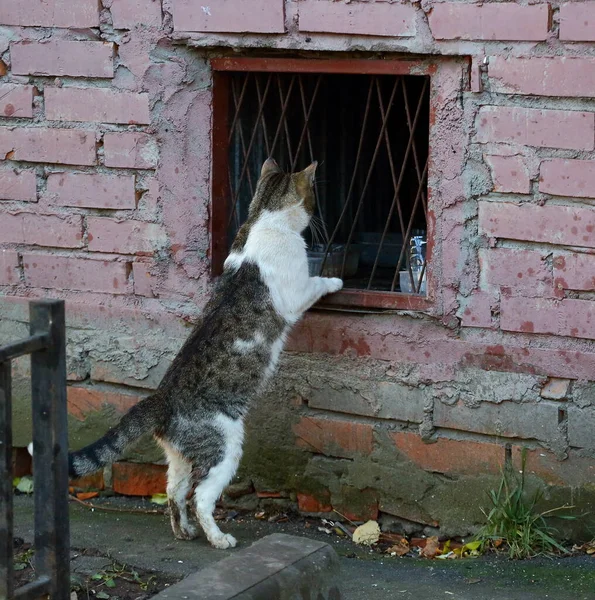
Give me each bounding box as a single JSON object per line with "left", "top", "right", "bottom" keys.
{"left": 192, "top": 415, "right": 244, "bottom": 549}
{"left": 162, "top": 443, "right": 197, "bottom": 540}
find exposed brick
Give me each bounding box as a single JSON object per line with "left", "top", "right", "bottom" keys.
{"left": 540, "top": 159, "right": 595, "bottom": 199}
{"left": 112, "top": 462, "right": 167, "bottom": 496}
{"left": 87, "top": 218, "right": 167, "bottom": 255}
{"left": 460, "top": 291, "right": 494, "bottom": 329}
{"left": 514, "top": 447, "right": 595, "bottom": 487}
{"left": 172, "top": 0, "right": 284, "bottom": 33}
{"left": 0, "top": 169, "right": 36, "bottom": 201}
{"left": 553, "top": 254, "right": 595, "bottom": 292}
{"left": 479, "top": 248, "right": 553, "bottom": 297}
{"left": 293, "top": 416, "right": 374, "bottom": 459}
{"left": 500, "top": 296, "right": 595, "bottom": 341}
{"left": 0, "top": 212, "right": 83, "bottom": 248}
{"left": 0, "top": 250, "right": 19, "bottom": 285}
{"left": 485, "top": 155, "right": 531, "bottom": 194}
{"left": 0, "top": 84, "right": 34, "bottom": 119}
{"left": 560, "top": 2, "right": 595, "bottom": 42}
{"left": 132, "top": 261, "right": 155, "bottom": 296}
{"left": 0, "top": 0, "right": 98, "bottom": 27}
{"left": 434, "top": 400, "right": 560, "bottom": 443}
{"left": 11, "top": 42, "right": 113, "bottom": 78}
{"left": 540, "top": 378, "right": 570, "bottom": 401}
{"left": 22, "top": 253, "right": 129, "bottom": 294}
{"left": 333, "top": 487, "right": 379, "bottom": 523}
{"left": 298, "top": 0, "right": 415, "bottom": 37}
{"left": 489, "top": 57, "right": 595, "bottom": 98}
{"left": 477, "top": 107, "right": 594, "bottom": 151}
{"left": 104, "top": 132, "right": 158, "bottom": 169}
{"left": 47, "top": 172, "right": 136, "bottom": 210}
{"left": 13, "top": 447, "right": 32, "bottom": 478}
{"left": 0, "top": 127, "right": 96, "bottom": 166}
{"left": 67, "top": 385, "right": 143, "bottom": 421}
{"left": 45, "top": 88, "right": 150, "bottom": 125}
{"left": 70, "top": 472, "right": 105, "bottom": 491}
{"left": 429, "top": 3, "right": 549, "bottom": 41}
{"left": 479, "top": 202, "right": 595, "bottom": 249}
{"left": 391, "top": 432, "right": 504, "bottom": 476}
{"left": 111, "top": 0, "right": 162, "bottom": 28}
{"left": 568, "top": 407, "right": 595, "bottom": 449}
{"left": 297, "top": 493, "right": 332, "bottom": 514}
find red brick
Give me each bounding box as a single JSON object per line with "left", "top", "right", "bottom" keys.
{"left": 0, "top": 0, "right": 98, "bottom": 27}
{"left": 112, "top": 462, "right": 167, "bottom": 496}
{"left": 501, "top": 296, "right": 595, "bottom": 340}
{"left": 489, "top": 57, "right": 595, "bottom": 98}
{"left": 0, "top": 212, "right": 83, "bottom": 248}
{"left": 460, "top": 291, "right": 494, "bottom": 329}
{"left": 104, "top": 132, "right": 158, "bottom": 169}
{"left": 429, "top": 3, "right": 549, "bottom": 41}
{"left": 293, "top": 416, "right": 373, "bottom": 459}
{"left": 23, "top": 253, "right": 129, "bottom": 294}
{"left": 553, "top": 254, "right": 595, "bottom": 292}
{"left": 172, "top": 0, "right": 285, "bottom": 33}
{"left": 47, "top": 172, "right": 136, "bottom": 210}
{"left": 560, "top": 2, "right": 595, "bottom": 42}
{"left": 514, "top": 447, "right": 595, "bottom": 487}
{"left": 11, "top": 42, "right": 113, "bottom": 78}
{"left": 297, "top": 493, "right": 332, "bottom": 513}
{"left": 132, "top": 261, "right": 155, "bottom": 296}
{"left": 540, "top": 159, "right": 595, "bottom": 199}
{"left": 298, "top": 0, "right": 415, "bottom": 37}
{"left": 12, "top": 447, "right": 32, "bottom": 478}
{"left": 0, "top": 127, "right": 96, "bottom": 166}
{"left": 87, "top": 218, "right": 167, "bottom": 255}
{"left": 0, "top": 250, "right": 19, "bottom": 285}
{"left": 45, "top": 88, "right": 150, "bottom": 125}
{"left": 332, "top": 487, "right": 378, "bottom": 523}
{"left": 70, "top": 471, "right": 105, "bottom": 491}
{"left": 479, "top": 202, "right": 595, "bottom": 249}
{"left": 111, "top": 0, "right": 162, "bottom": 29}
{"left": 477, "top": 106, "right": 594, "bottom": 151}
{"left": 0, "top": 169, "right": 36, "bottom": 201}
{"left": 391, "top": 432, "right": 504, "bottom": 476}
{"left": 0, "top": 84, "right": 34, "bottom": 119}
{"left": 540, "top": 378, "right": 570, "bottom": 401}
{"left": 485, "top": 155, "right": 530, "bottom": 194}
{"left": 480, "top": 248, "right": 553, "bottom": 297}
{"left": 67, "top": 385, "right": 143, "bottom": 421}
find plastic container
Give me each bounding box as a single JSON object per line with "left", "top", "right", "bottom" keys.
{"left": 399, "top": 269, "right": 426, "bottom": 294}
{"left": 307, "top": 244, "right": 360, "bottom": 278}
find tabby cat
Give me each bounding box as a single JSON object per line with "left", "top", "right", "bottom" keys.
{"left": 66, "top": 158, "right": 342, "bottom": 549}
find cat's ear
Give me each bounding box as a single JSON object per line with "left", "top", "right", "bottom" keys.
{"left": 261, "top": 157, "right": 281, "bottom": 177}
{"left": 300, "top": 161, "right": 318, "bottom": 186}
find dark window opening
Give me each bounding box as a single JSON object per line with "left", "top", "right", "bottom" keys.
{"left": 222, "top": 68, "right": 430, "bottom": 297}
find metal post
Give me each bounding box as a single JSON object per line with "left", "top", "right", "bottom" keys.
{"left": 30, "top": 300, "right": 69, "bottom": 600}
{"left": 0, "top": 360, "right": 13, "bottom": 600}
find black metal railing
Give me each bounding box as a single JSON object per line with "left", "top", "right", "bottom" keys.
{"left": 1, "top": 300, "right": 69, "bottom": 600}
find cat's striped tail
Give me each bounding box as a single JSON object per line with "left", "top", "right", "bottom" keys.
{"left": 67, "top": 394, "right": 165, "bottom": 479}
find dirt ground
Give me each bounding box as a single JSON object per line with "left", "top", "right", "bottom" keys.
{"left": 11, "top": 495, "right": 595, "bottom": 600}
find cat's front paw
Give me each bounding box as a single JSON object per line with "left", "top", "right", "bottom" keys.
{"left": 325, "top": 278, "right": 343, "bottom": 294}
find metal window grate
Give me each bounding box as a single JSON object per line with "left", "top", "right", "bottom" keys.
{"left": 224, "top": 70, "right": 430, "bottom": 296}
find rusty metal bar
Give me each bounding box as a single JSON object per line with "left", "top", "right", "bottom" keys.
{"left": 230, "top": 77, "right": 255, "bottom": 199}
{"left": 269, "top": 74, "right": 296, "bottom": 160}
{"left": 30, "top": 300, "right": 69, "bottom": 600}
{"left": 0, "top": 360, "right": 13, "bottom": 600}
{"left": 255, "top": 75, "right": 271, "bottom": 157}
{"left": 0, "top": 334, "right": 49, "bottom": 363}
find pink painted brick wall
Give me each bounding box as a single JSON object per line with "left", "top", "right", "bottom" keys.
{"left": 0, "top": 213, "right": 83, "bottom": 247}
{"left": 87, "top": 218, "right": 166, "bottom": 255}
{"left": 11, "top": 42, "right": 114, "bottom": 78}
{"left": 484, "top": 155, "right": 530, "bottom": 194}
{"left": 554, "top": 254, "right": 595, "bottom": 292}
{"left": 111, "top": 0, "right": 163, "bottom": 29}
{"left": 0, "top": 0, "right": 98, "bottom": 27}
{"left": 560, "top": 2, "right": 595, "bottom": 42}
{"left": 0, "top": 250, "right": 19, "bottom": 285}
{"left": 104, "top": 133, "right": 158, "bottom": 169}
{"left": 0, "top": 84, "right": 34, "bottom": 118}
{"left": 540, "top": 159, "right": 595, "bottom": 199}
{"left": 46, "top": 173, "right": 136, "bottom": 209}
{"left": 429, "top": 3, "right": 549, "bottom": 42}
{"left": 45, "top": 88, "right": 150, "bottom": 124}
{"left": 0, "top": 170, "right": 36, "bottom": 201}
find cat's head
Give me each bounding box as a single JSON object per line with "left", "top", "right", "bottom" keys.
{"left": 248, "top": 158, "right": 317, "bottom": 231}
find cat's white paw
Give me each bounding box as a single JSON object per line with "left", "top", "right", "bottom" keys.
{"left": 326, "top": 278, "right": 343, "bottom": 294}
{"left": 210, "top": 533, "right": 237, "bottom": 549}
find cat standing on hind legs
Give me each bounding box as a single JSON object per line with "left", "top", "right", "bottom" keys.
{"left": 66, "top": 158, "right": 342, "bottom": 549}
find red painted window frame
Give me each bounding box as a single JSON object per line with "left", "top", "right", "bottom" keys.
{"left": 210, "top": 57, "right": 438, "bottom": 311}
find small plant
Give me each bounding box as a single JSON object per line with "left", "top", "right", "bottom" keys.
{"left": 475, "top": 449, "right": 575, "bottom": 559}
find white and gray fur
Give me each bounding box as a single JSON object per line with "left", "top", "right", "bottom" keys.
{"left": 67, "top": 158, "right": 343, "bottom": 549}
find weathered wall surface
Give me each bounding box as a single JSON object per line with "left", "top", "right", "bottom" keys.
{"left": 1, "top": 0, "right": 594, "bottom": 538}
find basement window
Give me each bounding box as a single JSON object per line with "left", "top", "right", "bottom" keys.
{"left": 211, "top": 58, "right": 432, "bottom": 310}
